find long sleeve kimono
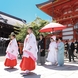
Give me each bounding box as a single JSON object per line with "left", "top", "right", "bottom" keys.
{"left": 4, "top": 38, "right": 19, "bottom": 67}
{"left": 57, "top": 42, "right": 64, "bottom": 66}
{"left": 20, "top": 33, "right": 38, "bottom": 71}
{"left": 37, "top": 38, "right": 45, "bottom": 65}
{"left": 47, "top": 42, "right": 57, "bottom": 65}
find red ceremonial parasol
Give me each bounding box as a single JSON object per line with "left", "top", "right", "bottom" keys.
{"left": 39, "top": 23, "right": 66, "bottom": 32}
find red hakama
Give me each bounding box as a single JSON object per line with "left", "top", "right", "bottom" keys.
{"left": 4, "top": 58, "right": 17, "bottom": 67}
{"left": 20, "top": 57, "right": 35, "bottom": 71}
{"left": 4, "top": 38, "right": 18, "bottom": 68}
{"left": 20, "top": 33, "right": 38, "bottom": 72}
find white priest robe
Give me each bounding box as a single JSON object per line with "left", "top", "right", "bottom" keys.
{"left": 4, "top": 38, "right": 19, "bottom": 67}
{"left": 47, "top": 42, "right": 57, "bottom": 64}
{"left": 20, "top": 33, "right": 38, "bottom": 71}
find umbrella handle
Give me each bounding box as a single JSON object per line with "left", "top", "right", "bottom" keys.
{"left": 52, "top": 28, "right": 54, "bottom": 35}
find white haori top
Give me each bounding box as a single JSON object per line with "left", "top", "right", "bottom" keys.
{"left": 6, "top": 38, "right": 19, "bottom": 59}
{"left": 23, "top": 33, "right": 38, "bottom": 61}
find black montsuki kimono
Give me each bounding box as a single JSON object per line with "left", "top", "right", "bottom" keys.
{"left": 38, "top": 38, "right": 45, "bottom": 56}
{"left": 37, "top": 38, "right": 45, "bottom": 65}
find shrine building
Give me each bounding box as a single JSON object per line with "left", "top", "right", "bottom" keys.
{"left": 36, "top": 0, "right": 78, "bottom": 40}
{"left": 0, "top": 11, "right": 26, "bottom": 38}
{"left": 0, "top": 11, "right": 26, "bottom": 54}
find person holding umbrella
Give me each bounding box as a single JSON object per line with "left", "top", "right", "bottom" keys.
{"left": 57, "top": 37, "right": 64, "bottom": 66}
{"left": 37, "top": 34, "right": 45, "bottom": 65}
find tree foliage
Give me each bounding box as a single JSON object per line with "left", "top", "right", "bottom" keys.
{"left": 16, "top": 17, "right": 49, "bottom": 42}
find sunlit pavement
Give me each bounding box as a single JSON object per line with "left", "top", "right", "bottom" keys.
{"left": 0, "top": 56, "right": 78, "bottom": 78}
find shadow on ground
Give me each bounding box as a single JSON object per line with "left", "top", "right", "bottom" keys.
{"left": 21, "top": 72, "right": 41, "bottom": 78}
{"left": 43, "top": 64, "right": 78, "bottom": 71}
{"left": 4, "top": 68, "right": 18, "bottom": 72}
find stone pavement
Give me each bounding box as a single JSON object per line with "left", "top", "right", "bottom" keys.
{"left": 0, "top": 56, "right": 78, "bottom": 78}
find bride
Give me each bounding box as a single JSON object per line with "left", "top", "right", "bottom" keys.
{"left": 47, "top": 36, "right": 57, "bottom": 65}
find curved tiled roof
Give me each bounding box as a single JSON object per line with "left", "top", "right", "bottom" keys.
{"left": 36, "top": 1, "right": 51, "bottom": 8}
{"left": 0, "top": 11, "right": 26, "bottom": 26}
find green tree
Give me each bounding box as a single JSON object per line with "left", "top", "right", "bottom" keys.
{"left": 31, "top": 17, "right": 49, "bottom": 39}
{"left": 16, "top": 17, "right": 49, "bottom": 42}
{"left": 16, "top": 26, "right": 28, "bottom": 42}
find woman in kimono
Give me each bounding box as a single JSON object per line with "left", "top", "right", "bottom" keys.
{"left": 38, "top": 34, "right": 45, "bottom": 65}
{"left": 20, "top": 27, "right": 38, "bottom": 75}
{"left": 57, "top": 37, "right": 64, "bottom": 66}
{"left": 47, "top": 36, "right": 57, "bottom": 65}
{"left": 4, "top": 32, "right": 19, "bottom": 68}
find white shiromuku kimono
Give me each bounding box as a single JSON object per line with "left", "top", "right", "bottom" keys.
{"left": 4, "top": 38, "right": 19, "bottom": 67}
{"left": 20, "top": 33, "right": 38, "bottom": 71}
{"left": 47, "top": 42, "right": 57, "bottom": 64}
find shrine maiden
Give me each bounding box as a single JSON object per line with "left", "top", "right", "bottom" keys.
{"left": 4, "top": 32, "right": 19, "bottom": 68}
{"left": 20, "top": 27, "right": 38, "bottom": 75}
{"left": 57, "top": 37, "right": 64, "bottom": 66}
{"left": 47, "top": 36, "right": 57, "bottom": 65}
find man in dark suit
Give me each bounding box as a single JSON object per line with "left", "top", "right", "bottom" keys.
{"left": 68, "top": 39, "right": 75, "bottom": 62}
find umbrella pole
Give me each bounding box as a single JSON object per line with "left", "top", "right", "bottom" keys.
{"left": 52, "top": 28, "right": 54, "bottom": 35}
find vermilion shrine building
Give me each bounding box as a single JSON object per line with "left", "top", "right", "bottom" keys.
{"left": 36, "top": 0, "right": 78, "bottom": 40}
